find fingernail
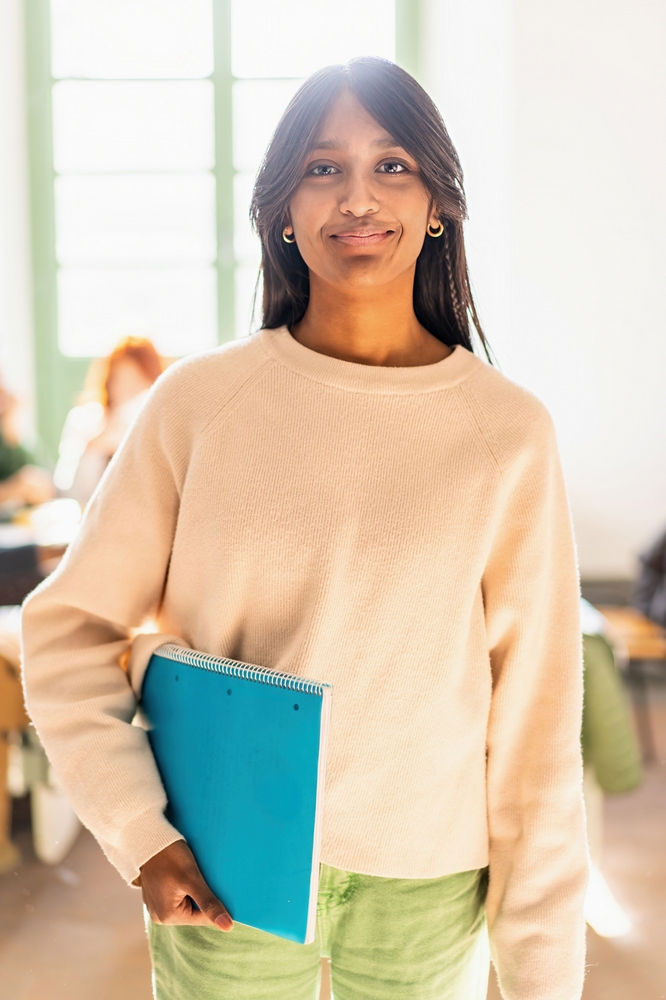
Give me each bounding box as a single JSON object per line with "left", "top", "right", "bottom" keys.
{"left": 215, "top": 914, "right": 233, "bottom": 930}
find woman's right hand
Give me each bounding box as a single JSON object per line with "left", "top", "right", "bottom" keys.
{"left": 137, "top": 839, "right": 233, "bottom": 931}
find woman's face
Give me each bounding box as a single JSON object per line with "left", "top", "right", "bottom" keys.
{"left": 106, "top": 357, "right": 153, "bottom": 410}
{"left": 288, "top": 90, "right": 440, "bottom": 291}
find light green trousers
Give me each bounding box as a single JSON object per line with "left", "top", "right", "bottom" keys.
{"left": 148, "top": 863, "right": 489, "bottom": 1000}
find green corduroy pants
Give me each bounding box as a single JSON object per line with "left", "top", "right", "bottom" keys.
{"left": 148, "top": 862, "right": 489, "bottom": 1000}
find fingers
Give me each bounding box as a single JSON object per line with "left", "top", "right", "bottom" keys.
{"left": 140, "top": 840, "right": 233, "bottom": 931}
{"left": 146, "top": 882, "right": 233, "bottom": 930}
{"left": 187, "top": 871, "right": 234, "bottom": 931}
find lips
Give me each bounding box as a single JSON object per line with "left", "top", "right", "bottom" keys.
{"left": 330, "top": 230, "right": 395, "bottom": 247}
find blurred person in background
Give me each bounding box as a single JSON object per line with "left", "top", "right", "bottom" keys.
{"left": 0, "top": 375, "right": 54, "bottom": 509}
{"left": 54, "top": 337, "right": 165, "bottom": 508}
{"left": 0, "top": 374, "right": 54, "bottom": 603}
{"left": 633, "top": 525, "right": 666, "bottom": 628}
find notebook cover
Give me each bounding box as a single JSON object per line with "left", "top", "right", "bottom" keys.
{"left": 141, "top": 644, "right": 332, "bottom": 944}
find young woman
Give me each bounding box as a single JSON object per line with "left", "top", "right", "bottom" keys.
{"left": 22, "top": 59, "right": 587, "bottom": 1000}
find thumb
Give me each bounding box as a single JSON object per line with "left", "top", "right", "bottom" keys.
{"left": 189, "top": 871, "right": 233, "bottom": 930}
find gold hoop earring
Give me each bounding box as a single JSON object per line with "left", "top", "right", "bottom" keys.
{"left": 282, "top": 228, "right": 296, "bottom": 244}
{"left": 427, "top": 221, "right": 444, "bottom": 238}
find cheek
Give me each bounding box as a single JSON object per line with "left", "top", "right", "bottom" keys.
{"left": 288, "top": 188, "right": 325, "bottom": 240}
{"left": 288, "top": 195, "right": 332, "bottom": 274}
{"left": 396, "top": 187, "right": 430, "bottom": 230}
{"left": 393, "top": 198, "right": 430, "bottom": 257}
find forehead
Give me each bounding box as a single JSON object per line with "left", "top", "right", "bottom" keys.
{"left": 110, "top": 355, "right": 143, "bottom": 374}
{"left": 312, "top": 90, "right": 401, "bottom": 152}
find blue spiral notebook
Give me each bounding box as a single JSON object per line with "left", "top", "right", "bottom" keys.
{"left": 141, "top": 644, "right": 333, "bottom": 944}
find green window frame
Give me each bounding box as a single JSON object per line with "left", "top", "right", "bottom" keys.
{"left": 24, "top": 0, "right": 420, "bottom": 461}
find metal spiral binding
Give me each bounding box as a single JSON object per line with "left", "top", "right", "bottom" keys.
{"left": 157, "top": 643, "right": 330, "bottom": 696}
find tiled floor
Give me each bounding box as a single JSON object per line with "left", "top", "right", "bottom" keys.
{"left": 1, "top": 705, "right": 664, "bottom": 1000}
{"left": 0, "top": 822, "right": 152, "bottom": 1000}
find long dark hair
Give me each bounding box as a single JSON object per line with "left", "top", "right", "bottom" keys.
{"left": 250, "top": 57, "right": 490, "bottom": 359}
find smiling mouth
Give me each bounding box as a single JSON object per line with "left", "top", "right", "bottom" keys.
{"left": 330, "top": 230, "right": 395, "bottom": 247}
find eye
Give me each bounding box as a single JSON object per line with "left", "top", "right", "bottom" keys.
{"left": 309, "top": 163, "right": 340, "bottom": 176}
{"left": 377, "top": 161, "right": 409, "bottom": 174}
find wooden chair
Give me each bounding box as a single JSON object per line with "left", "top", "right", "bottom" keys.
{"left": 0, "top": 650, "right": 30, "bottom": 872}
{"left": 595, "top": 605, "right": 666, "bottom": 762}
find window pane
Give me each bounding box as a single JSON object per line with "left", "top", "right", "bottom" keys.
{"left": 51, "top": 0, "right": 214, "bottom": 79}
{"left": 235, "top": 264, "right": 262, "bottom": 340}
{"left": 234, "top": 173, "right": 260, "bottom": 264}
{"left": 233, "top": 80, "right": 303, "bottom": 174}
{"left": 232, "top": 0, "right": 395, "bottom": 79}
{"left": 55, "top": 174, "right": 217, "bottom": 266}
{"left": 57, "top": 267, "right": 218, "bottom": 356}
{"left": 52, "top": 81, "right": 215, "bottom": 173}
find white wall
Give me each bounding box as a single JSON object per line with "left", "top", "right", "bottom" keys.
{"left": 422, "top": 0, "right": 666, "bottom": 578}
{"left": 0, "top": 0, "right": 36, "bottom": 440}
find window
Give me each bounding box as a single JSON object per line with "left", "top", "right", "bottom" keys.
{"left": 25, "top": 0, "right": 415, "bottom": 456}
{"left": 50, "top": 0, "right": 219, "bottom": 359}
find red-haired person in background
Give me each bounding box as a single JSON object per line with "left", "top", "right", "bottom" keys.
{"left": 54, "top": 337, "right": 165, "bottom": 508}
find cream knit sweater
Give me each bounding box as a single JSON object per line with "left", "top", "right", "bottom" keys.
{"left": 22, "top": 327, "right": 587, "bottom": 1000}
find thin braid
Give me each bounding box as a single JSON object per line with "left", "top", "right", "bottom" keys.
{"left": 443, "top": 223, "right": 467, "bottom": 336}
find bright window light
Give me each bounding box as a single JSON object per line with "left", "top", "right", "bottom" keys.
{"left": 50, "top": 0, "right": 214, "bottom": 79}
{"left": 50, "top": 2, "right": 217, "bottom": 356}
{"left": 231, "top": 0, "right": 395, "bottom": 79}
{"left": 235, "top": 265, "right": 263, "bottom": 343}
{"left": 232, "top": 79, "right": 304, "bottom": 175}
{"left": 57, "top": 267, "right": 218, "bottom": 358}
{"left": 234, "top": 172, "right": 260, "bottom": 265}
{"left": 52, "top": 81, "right": 215, "bottom": 174}
{"left": 55, "top": 174, "right": 217, "bottom": 267}
{"left": 48, "top": 0, "right": 398, "bottom": 352}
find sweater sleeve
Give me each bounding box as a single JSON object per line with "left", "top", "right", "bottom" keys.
{"left": 21, "top": 371, "right": 190, "bottom": 884}
{"left": 482, "top": 406, "right": 588, "bottom": 1000}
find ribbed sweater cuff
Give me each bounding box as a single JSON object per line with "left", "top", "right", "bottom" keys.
{"left": 106, "top": 807, "right": 184, "bottom": 885}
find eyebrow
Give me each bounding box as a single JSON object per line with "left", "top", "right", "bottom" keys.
{"left": 311, "top": 136, "right": 403, "bottom": 151}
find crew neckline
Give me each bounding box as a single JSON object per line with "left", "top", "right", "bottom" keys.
{"left": 258, "top": 326, "right": 481, "bottom": 395}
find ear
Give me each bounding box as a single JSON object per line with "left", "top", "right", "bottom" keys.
{"left": 428, "top": 207, "right": 442, "bottom": 229}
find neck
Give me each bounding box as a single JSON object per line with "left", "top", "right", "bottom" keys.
{"left": 291, "top": 268, "right": 451, "bottom": 367}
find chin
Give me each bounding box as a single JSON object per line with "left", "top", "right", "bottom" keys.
{"left": 330, "top": 257, "right": 397, "bottom": 287}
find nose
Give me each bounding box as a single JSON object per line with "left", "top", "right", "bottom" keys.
{"left": 338, "top": 168, "right": 379, "bottom": 218}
